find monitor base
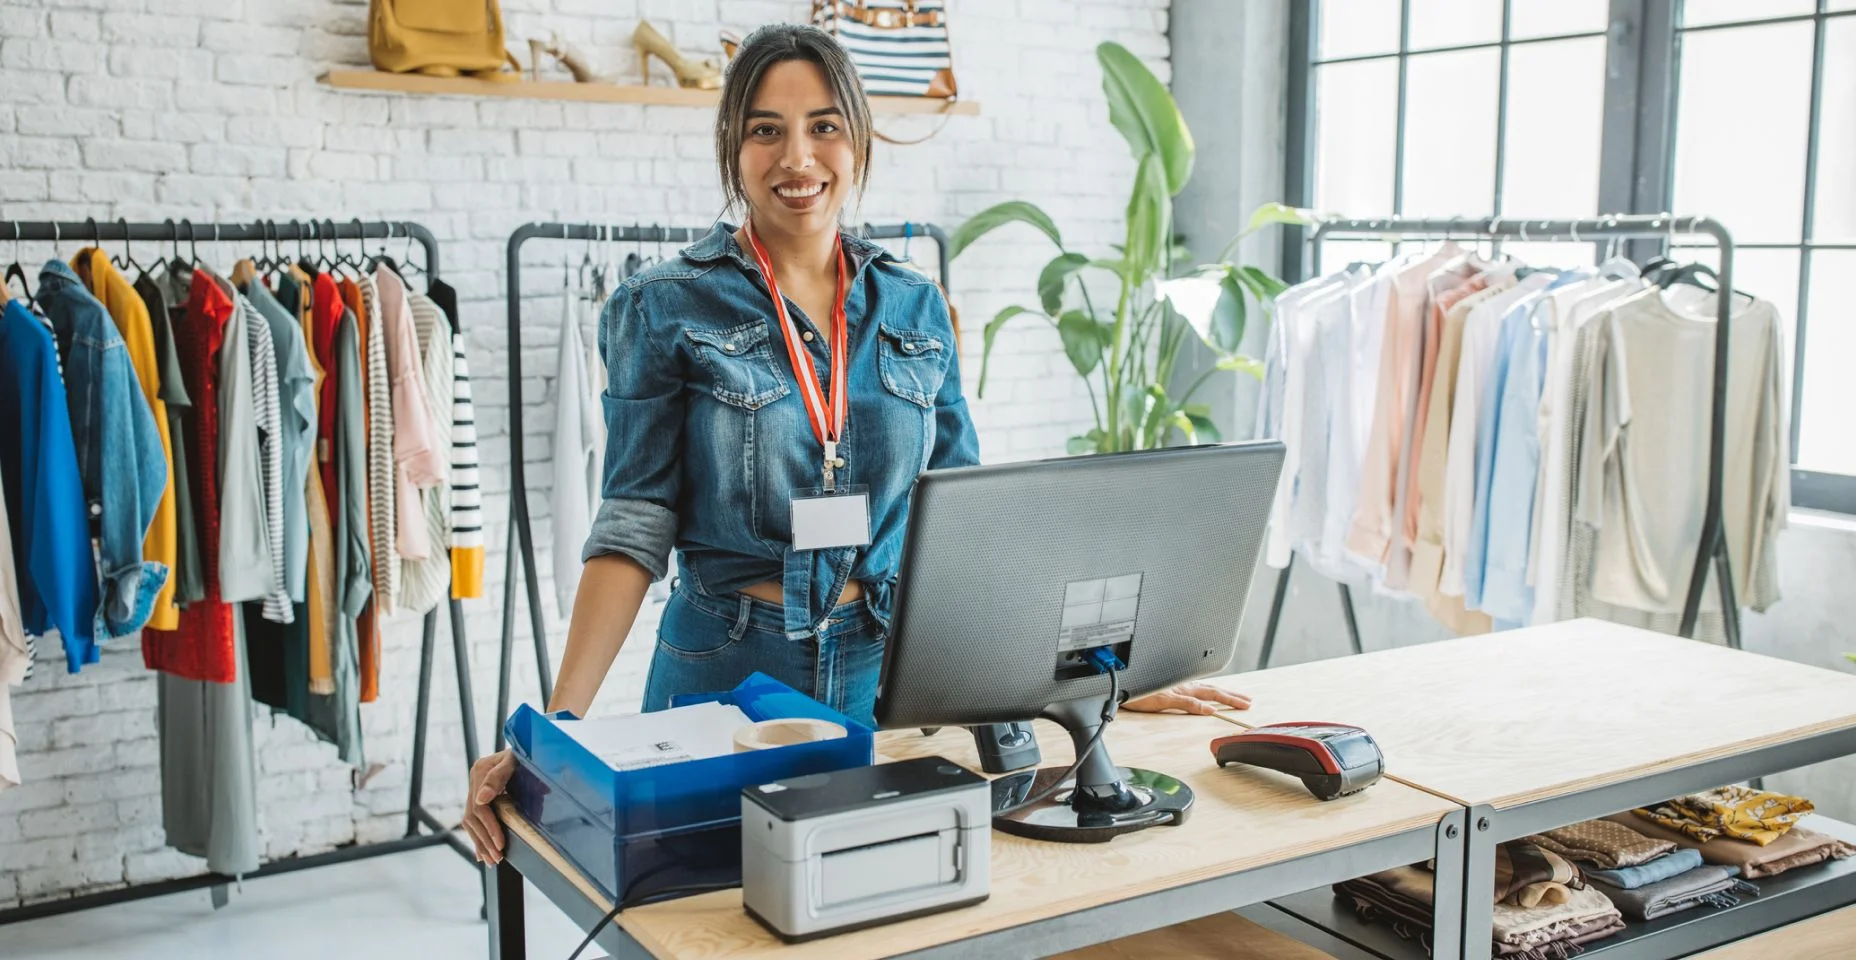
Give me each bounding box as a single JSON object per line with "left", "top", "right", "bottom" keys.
{"left": 989, "top": 766, "right": 1193, "bottom": 843}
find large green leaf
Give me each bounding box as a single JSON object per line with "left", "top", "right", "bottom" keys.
{"left": 1245, "top": 202, "right": 1318, "bottom": 233}
{"left": 948, "top": 201, "right": 1063, "bottom": 261}
{"left": 1156, "top": 266, "right": 1246, "bottom": 353}
{"left": 1185, "top": 412, "right": 1222, "bottom": 444}
{"left": 977, "top": 305, "right": 1036, "bottom": 397}
{"left": 1123, "top": 154, "right": 1171, "bottom": 285}
{"left": 1237, "top": 265, "right": 1290, "bottom": 300}
{"left": 1140, "top": 384, "right": 1171, "bottom": 448}
{"left": 1057, "top": 309, "right": 1104, "bottom": 377}
{"left": 1038, "top": 252, "right": 1091, "bottom": 315}
{"left": 1215, "top": 354, "right": 1266, "bottom": 379}
{"left": 1067, "top": 429, "right": 1104, "bottom": 456}
{"left": 1098, "top": 42, "right": 1194, "bottom": 195}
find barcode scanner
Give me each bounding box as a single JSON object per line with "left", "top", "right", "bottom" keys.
{"left": 1210, "top": 722, "right": 1384, "bottom": 801}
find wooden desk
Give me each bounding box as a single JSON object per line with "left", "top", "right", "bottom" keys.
{"left": 1205, "top": 619, "right": 1856, "bottom": 960}
{"left": 489, "top": 710, "right": 1461, "bottom": 960}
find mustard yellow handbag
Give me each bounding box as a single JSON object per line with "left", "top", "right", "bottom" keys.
{"left": 369, "top": 0, "right": 519, "bottom": 80}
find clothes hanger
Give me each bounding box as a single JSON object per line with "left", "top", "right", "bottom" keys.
{"left": 4, "top": 224, "right": 30, "bottom": 301}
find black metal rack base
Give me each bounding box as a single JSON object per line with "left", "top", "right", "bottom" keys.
{"left": 0, "top": 218, "right": 479, "bottom": 926}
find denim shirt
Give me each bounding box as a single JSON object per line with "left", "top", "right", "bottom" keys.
{"left": 36, "top": 260, "right": 170, "bottom": 639}
{"left": 582, "top": 223, "right": 981, "bottom": 638}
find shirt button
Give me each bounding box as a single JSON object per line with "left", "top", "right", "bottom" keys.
{"left": 833, "top": 457, "right": 846, "bottom": 468}
{"left": 802, "top": 331, "right": 815, "bottom": 342}
{"left": 723, "top": 343, "right": 738, "bottom": 353}
{"left": 903, "top": 342, "right": 918, "bottom": 353}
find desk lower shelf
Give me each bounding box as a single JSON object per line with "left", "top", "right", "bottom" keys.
{"left": 1263, "top": 815, "right": 1856, "bottom": 960}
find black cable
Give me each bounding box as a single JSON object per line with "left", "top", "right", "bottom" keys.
{"left": 994, "top": 667, "right": 1119, "bottom": 816}
{"left": 565, "top": 881, "right": 740, "bottom": 960}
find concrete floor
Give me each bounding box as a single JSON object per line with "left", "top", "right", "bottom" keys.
{"left": 3, "top": 844, "right": 586, "bottom": 960}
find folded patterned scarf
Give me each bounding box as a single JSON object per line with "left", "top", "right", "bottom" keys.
{"left": 1588, "top": 864, "right": 1756, "bottom": 922}
{"left": 1605, "top": 812, "right": 1856, "bottom": 879}
{"left": 1527, "top": 819, "right": 1676, "bottom": 869}
{"left": 1585, "top": 848, "right": 1704, "bottom": 889}
{"left": 1496, "top": 842, "right": 1586, "bottom": 907}
{"left": 1633, "top": 785, "right": 1814, "bottom": 845}
{"left": 1490, "top": 884, "right": 1624, "bottom": 944}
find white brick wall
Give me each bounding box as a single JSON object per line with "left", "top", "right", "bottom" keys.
{"left": 0, "top": 0, "right": 1169, "bottom": 906}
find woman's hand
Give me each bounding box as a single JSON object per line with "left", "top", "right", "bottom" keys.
{"left": 463, "top": 749, "right": 516, "bottom": 864}
{"left": 1122, "top": 682, "right": 1252, "bottom": 716}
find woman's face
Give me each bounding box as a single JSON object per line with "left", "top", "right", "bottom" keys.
{"left": 738, "top": 60, "right": 857, "bottom": 237}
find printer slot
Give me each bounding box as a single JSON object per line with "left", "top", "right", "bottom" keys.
{"left": 818, "top": 831, "right": 949, "bottom": 908}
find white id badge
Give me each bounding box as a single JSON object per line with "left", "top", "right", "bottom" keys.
{"left": 790, "top": 485, "right": 872, "bottom": 551}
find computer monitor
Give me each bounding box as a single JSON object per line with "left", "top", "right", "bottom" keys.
{"left": 874, "top": 440, "right": 1284, "bottom": 843}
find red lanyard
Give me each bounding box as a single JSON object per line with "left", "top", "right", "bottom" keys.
{"left": 743, "top": 219, "right": 850, "bottom": 490}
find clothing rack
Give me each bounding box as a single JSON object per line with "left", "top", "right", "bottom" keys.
{"left": 0, "top": 218, "right": 482, "bottom": 925}
{"left": 1256, "top": 214, "right": 1742, "bottom": 670}
{"left": 495, "top": 221, "right": 949, "bottom": 738}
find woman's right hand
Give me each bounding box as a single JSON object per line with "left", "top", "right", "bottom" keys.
{"left": 464, "top": 749, "right": 516, "bottom": 863}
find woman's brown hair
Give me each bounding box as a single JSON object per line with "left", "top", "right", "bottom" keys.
{"left": 715, "top": 24, "right": 873, "bottom": 215}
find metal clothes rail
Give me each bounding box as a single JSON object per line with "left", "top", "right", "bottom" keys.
{"left": 1257, "top": 214, "right": 1744, "bottom": 670}
{"left": 0, "top": 218, "right": 480, "bottom": 925}
{"left": 494, "top": 221, "right": 949, "bottom": 737}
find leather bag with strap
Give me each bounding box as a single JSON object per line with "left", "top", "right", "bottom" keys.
{"left": 369, "top": 0, "right": 517, "bottom": 79}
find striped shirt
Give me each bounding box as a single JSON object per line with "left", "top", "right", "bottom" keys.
{"left": 397, "top": 292, "right": 453, "bottom": 615}
{"left": 244, "top": 295, "right": 293, "bottom": 624}
{"left": 358, "top": 275, "right": 398, "bottom": 614}
{"left": 449, "top": 336, "right": 484, "bottom": 598}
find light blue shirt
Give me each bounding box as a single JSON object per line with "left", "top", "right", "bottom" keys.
{"left": 1465, "top": 271, "right": 1589, "bottom": 624}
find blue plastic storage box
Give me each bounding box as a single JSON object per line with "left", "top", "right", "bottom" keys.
{"left": 503, "top": 672, "right": 875, "bottom": 905}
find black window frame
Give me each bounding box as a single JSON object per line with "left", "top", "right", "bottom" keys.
{"left": 1283, "top": 0, "right": 1856, "bottom": 514}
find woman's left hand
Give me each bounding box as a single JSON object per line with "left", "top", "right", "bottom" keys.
{"left": 1122, "top": 682, "right": 1252, "bottom": 715}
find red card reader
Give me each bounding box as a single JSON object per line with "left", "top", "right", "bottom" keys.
{"left": 1209, "top": 722, "right": 1384, "bottom": 801}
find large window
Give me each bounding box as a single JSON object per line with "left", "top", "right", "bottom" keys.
{"left": 1285, "top": 0, "right": 1856, "bottom": 513}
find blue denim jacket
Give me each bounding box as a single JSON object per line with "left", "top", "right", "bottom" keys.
{"left": 582, "top": 223, "right": 980, "bottom": 638}
{"left": 36, "top": 260, "right": 169, "bottom": 639}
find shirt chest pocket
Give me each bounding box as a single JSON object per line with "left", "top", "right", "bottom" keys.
{"left": 877, "top": 323, "right": 948, "bottom": 408}
{"left": 686, "top": 320, "right": 790, "bottom": 410}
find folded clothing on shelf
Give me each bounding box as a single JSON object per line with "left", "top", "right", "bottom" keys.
{"left": 1589, "top": 863, "right": 1757, "bottom": 922}
{"left": 1584, "top": 847, "right": 1705, "bottom": 889}
{"left": 1604, "top": 812, "right": 1856, "bottom": 879}
{"left": 1335, "top": 866, "right": 1624, "bottom": 960}
{"left": 1494, "top": 841, "right": 1586, "bottom": 908}
{"left": 1633, "top": 785, "right": 1815, "bottom": 846}
{"left": 1527, "top": 818, "right": 1678, "bottom": 869}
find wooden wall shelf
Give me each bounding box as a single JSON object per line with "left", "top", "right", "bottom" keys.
{"left": 318, "top": 70, "right": 980, "bottom": 116}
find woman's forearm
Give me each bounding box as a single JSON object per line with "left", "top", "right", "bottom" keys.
{"left": 545, "top": 554, "right": 654, "bottom": 716}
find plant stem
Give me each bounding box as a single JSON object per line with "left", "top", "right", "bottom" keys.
{"left": 1105, "top": 276, "right": 1130, "bottom": 449}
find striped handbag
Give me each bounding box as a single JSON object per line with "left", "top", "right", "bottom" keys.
{"left": 812, "top": 0, "right": 959, "bottom": 100}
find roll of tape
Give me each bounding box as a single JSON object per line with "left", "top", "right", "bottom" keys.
{"left": 733, "top": 718, "right": 848, "bottom": 753}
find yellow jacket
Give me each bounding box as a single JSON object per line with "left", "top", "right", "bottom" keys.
{"left": 73, "top": 249, "right": 179, "bottom": 631}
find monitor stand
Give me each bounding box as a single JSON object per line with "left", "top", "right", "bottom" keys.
{"left": 988, "top": 696, "right": 1194, "bottom": 843}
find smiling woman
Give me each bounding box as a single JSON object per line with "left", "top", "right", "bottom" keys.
{"left": 460, "top": 23, "right": 1252, "bottom": 866}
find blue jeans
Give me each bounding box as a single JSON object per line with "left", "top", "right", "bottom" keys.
{"left": 640, "top": 580, "right": 886, "bottom": 729}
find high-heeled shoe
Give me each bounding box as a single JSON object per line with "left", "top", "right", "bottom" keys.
{"left": 529, "top": 32, "right": 609, "bottom": 84}
{"left": 632, "top": 20, "right": 722, "bottom": 90}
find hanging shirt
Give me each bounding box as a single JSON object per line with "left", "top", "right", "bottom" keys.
{"left": 398, "top": 290, "right": 454, "bottom": 617}
{"left": 215, "top": 275, "right": 270, "bottom": 605}
{"left": 1439, "top": 272, "right": 1556, "bottom": 598}
{"left": 35, "top": 260, "right": 169, "bottom": 639}
{"left": 318, "top": 305, "right": 369, "bottom": 761}
{"left": 137, "top": 269, "right": 203, "bottom": 608}
{"left": 0, "top": 300, "right": 97, "bottom": 671}
{"left": 551, "top": 281, "right": 602, "bottom": 614}
{"left": 73, "top": 249, "right": 180, "bottom": 632}
{"left": 354, "top": 274, "right": 397, "bottom": 618}
{"left": 375, "top": 266, "right": 445, "bottom": 561}
{"left": 143, "top": 272, "right": 238, "bottom": 684}
{"left": 0, "top": 468, "right": 21, "bottom": 791}
{"left": 449, "top": 332, "right": 485, "bottom": 599}
{"left": 238, "top": 292, "right": 292, "bottom": 623}
{"left": 239, "top": 272, "right": 317, "bottom": 604}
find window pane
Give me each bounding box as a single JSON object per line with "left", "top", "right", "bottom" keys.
{"left": 1400, "top": 49, "right": 1500, "bottom": 216}
{"left": 1672, "top": 22, "right": 1813, "bottom": 243}
{"left": 1408, "top": 0, "right": 1501, "bottom": 50}
{"left": 1681, "top": 0, "right": 1815, "bottom": 27}
{"left": 1315, "top": 60, "right": 1399, "bottom": 215}
{"left": 1319, "top": 0, "right": 1401, "bottom": 60}
{"left": 1509, "top": 0, "right": 1609, "bottom": 40}
{"left": 1501, "top": 37, "right": 1606, "bottom": 217}
{"left": 1814, "top": 19, "right": 1856, "bottom": 242}
{"left": 1799, "top": 251, "right": 1856, "bottom": 475}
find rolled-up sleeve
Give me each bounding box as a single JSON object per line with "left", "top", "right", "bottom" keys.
{"left": 926, "top": 288, "right": 981, "bottom": 470}
{"left": 581, "top": 283, "right": 684, "bottom": 579}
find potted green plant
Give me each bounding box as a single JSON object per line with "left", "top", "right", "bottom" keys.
{"left": 948, "top": 41, "right": 1310, "bottom": 454}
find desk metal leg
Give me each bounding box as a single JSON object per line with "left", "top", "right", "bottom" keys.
{"left": 1459, "top": 804, "right": 1498, "bottom": 960}
{"left": 1430, "top": 807, "right": 1468, "bottom": 960}
{"left": 488, "top": 859, "right": 527, "bottom": 960}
